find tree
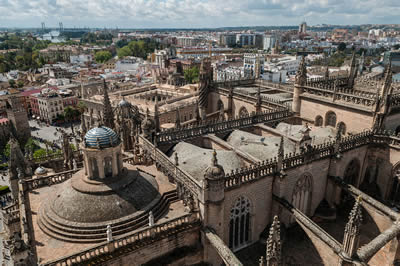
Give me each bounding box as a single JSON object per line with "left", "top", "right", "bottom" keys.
{"left": 8, "top": 79, "right": 15, "bottom": 88}
{"left": 338, "top": 42, "right": 347, "bottom": 52}
{"left": 64, "top": 106, "right": 80, "bottom": 134}
{"left": 184, "top": 67, "right": 200, "bottom": 84}
{"left": 24, "top": 137, "right": 39, "bottom": 152}
{"left": 33, "top": 149, "right": 47, "bottom": 159}
{"left": 94, "top": 51, "right": 112, "bottom": 63}
{"left": 117, "top": 46, "right": 132, "bottom": 58}
{"left": 17, "top": 80, "right": 24, "bottom": 88}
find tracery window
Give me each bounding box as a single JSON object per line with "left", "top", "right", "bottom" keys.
{"left": 104, "top": 157, "right": 113, "bottom": 178}
{"left": 229, "top": 196, "right": 251, "bottom": 251}
{"left": 239, "top": 107, "right": 249, "bottom": 118}
{"left": 292, "top": 173, "right": 313, "bottom": 215}
{"left": 325, "top": 111, "right": 337, "bottom": 127}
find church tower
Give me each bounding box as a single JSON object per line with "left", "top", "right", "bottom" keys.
{"left": 6, "top": 96, "right": 31, "bottom": 146}
{"left": 102, "top": 79, "right": 115, "bottom": 129}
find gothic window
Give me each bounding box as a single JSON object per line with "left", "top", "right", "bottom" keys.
{"left": 104, "top": 157, "right": 113, "bottom": 178}
{"left": 229, "top": 196, "right": 251, "bottom": 251}
{"left": 239, "top": 107, "right": 249, "bottom": 118}
{"left": 343, "top": 159, "right": 360, "bottom": 186}
{"left": 337, "top": 122, "right": 346, "bottom": 135}
{"left": 292, "top": 173, "right": 313, "bottom": 215}
{"left": 325, "top": 111, "right": 337, "bottom": 127}
{"left": 315, "top": 115, "right": 323, "bottom": 127}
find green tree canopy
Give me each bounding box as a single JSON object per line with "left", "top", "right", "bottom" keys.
{"left": 94, "top": 50, "right": 112, "bottom": 63}
{"left": 117, "top": 46, "right": 132, "bottom": 58}
{"left": 338, "top": 42, "right": 347, "bottom": 52}
{"left": 184, "top": 67, "right": 200, "bottom": 84}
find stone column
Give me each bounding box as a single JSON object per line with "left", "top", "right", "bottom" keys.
{"left": 112, "top": 150, "right": 118, "bottom": 177}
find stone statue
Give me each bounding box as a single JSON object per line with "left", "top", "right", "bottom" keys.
{"left": 148, "top": 211, "right": 154, "bottom": 227}
{"left": 106, "top": 224, "right": 113, "bottom": 242}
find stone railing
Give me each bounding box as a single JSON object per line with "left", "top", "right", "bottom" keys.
{"left": 255, "top": 79, "right": 293, "bottom": 92}
{"left": 140, "top": 136, "right": 202, "bottom": 197}
{"left": 156, "top": 108, "right": 293, "bottom": 144}
{"left": 212, "top": 78, "right": 256, "bottom": 88}
{"left": 41, "top": 212, "right": 200, "bottom": 266}
{"left": 224, "top": 160, "right": 277, "bottom": 189}
{"left": 302, "top": 85, "right": 376, "bottom": 108}
{"left": 23, "top": 169, "right": 80, "bottom": 192}
{"left": 305, "top": 76, "right": 349, "bottom": 89}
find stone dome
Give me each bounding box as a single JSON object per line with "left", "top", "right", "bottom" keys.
{"left": 118, "top": 98, "right": 131, "bottom": 108}
{"left": 84, "top": 126, "right": 120, "bottom": 148}
{"left": 34, "top": 166, "right": 47, "bottom": 176}
{"left": 204, "top": 150, "right": 225, "bottom": 180}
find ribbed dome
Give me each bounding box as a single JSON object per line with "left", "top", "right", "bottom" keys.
{"left": 84, "top": 126, "right": 120, "bottom": 148}
{"left": 118, "top": 98, "right": 131, "bottom": 108}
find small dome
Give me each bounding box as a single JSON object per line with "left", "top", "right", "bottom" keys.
{"left": 118, "top": 98, "right": 131, "bottom": 108}
{"left": 204, "top": 150, "right": 225, "bottom": 180}
{"left": 35, "top": 166, "right": 47, "bottom": 175}
{"left": 84, "top": 126, "right": 120, "bottom": 149}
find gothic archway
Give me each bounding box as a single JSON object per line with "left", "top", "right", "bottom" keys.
{"left": 291, "top": 173, "right": 313, "bottom": 216}
{"left": 315, "top": 115, "right": 323, "bottom": 127}
{"left": 229, "top": 196, "right": 251, "bottom": 251}
{"left": 238, "top": 107, "right": 249, "bottom": 118}
{"left": 343, "top": 159, "right": 360, "bottom": 186}
{"left": 325, "top": 111, "right": 337, "bottom": 127}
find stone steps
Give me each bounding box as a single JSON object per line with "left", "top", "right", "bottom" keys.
{"left": 38, "top": 190, "right": 178, "bottom": 243}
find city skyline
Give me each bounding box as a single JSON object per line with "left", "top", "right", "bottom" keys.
{"left": 0, "top": 0, "right": 399, "bottom": 28}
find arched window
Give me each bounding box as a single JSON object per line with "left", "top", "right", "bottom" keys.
{"left": 343, "top": 159, "right": 360, "bottom": 186}
{"left": 229, "top": 196, "right": 251, "bottom": 251}
{"left": 238, "top": 107, "right": 249, "bottom": 118}
{"left": 292, "top": 173, "right": 313, "bottom": 215}
{"left": 337, "top": 122, "right": 346, "bottom": 135}
{"left": 104, "top": 157, "right": 113, "bottom": 178}
{"left": 325, "top": 111, "right": 337, "bottom": 127}
{"left": 315, "top": 115, "right": 323, "bottom": 127}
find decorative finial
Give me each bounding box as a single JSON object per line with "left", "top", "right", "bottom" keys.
{"left": 212, "top": 150, "right": 218, "bottom": 166}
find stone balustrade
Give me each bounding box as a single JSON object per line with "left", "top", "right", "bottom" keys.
{"left": 41, "top": 212, "right": 200, "bottom": 266}
{"left": 140, "top": 136, "right": 202, "bottom": 197}
{"left": 24, "top": 169, "right": 80, "bottom": 191}
{"left": 156, "top": 108, "right": 293, "bottom": 144}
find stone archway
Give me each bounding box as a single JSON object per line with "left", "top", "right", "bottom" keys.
{"left": 238, "top": 107, "right": 249, "bottom": 118}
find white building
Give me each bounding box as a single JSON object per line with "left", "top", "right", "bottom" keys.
{"left": 243, "top": 54, "right": 265, "bottom": 77}
{"left": 70, "top": 54, "right": 93, "bottom": 65}
{"left": 264, "top": 56, "right": 300, "bottom": 75}
{"left": 261, "top": 70, "right": 287, "bottom": 83}
{"left": 263, "top": 35, "right": 277, "bottom": 51}
{"left": 115, "top": 57, "right": 144, "bottom": 72}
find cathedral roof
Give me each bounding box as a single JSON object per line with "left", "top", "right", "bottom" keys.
{"left": 84, "top": 126, "right": 120, "bottom": 149}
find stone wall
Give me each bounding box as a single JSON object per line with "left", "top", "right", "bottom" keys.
{"left": 300, "top": 97, "right": 374, "bottom": 134}
{"left": 105, "top": 226, "right": 202, "bottom": 266}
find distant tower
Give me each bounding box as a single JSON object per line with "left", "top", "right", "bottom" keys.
{"left": 299, "top": 21, "right": 307, "bottom": 34}
{"left": 7, "top": 137, "right": 30, "bottom": 199}
{"left": 348, "top": 51, "right": 357, "bottom": 89}
{"left": 102, "top": 80, "right": 115, "bottom": 129}
{"left": 6, "top": 96, "right": 31, "bottom": 147}
{"left": 293, "top": 56, "right": 307, "bottom": 114}
{"left": 41, "top": 22, "right": 46, "bottom": 34}
{"left": 59, "top": 22, "right": 64, "bottom": 32}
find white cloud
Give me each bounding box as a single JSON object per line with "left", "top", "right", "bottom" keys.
{"left": 0, "top": 0, "right": 399, "bottom": 28}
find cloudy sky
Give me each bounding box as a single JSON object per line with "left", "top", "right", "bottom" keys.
{"left": 0, "top": 0, "right": 399, "bottom": 28}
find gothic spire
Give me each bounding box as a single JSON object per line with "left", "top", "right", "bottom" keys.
{"left": 256, "top": 86, "right": 262, "bottom": 112}
{"left": 154, "top": 93, "right": 160, "bottom": 132}
{"left": 381, "top": 59, "right": 393, "bottom": 98}
{"left": 102, "top": 79, "right": 115, "bottom": 129}
{"left": 295, "top": 56, "right": 307, "bottom": 86}
{"left": 343, "top": 196, "right": 363, "bottom": 257}
{"left": 348, "top": 51, "right": 357, "bottom": 88}
{"left": 80, "top": 113, "right": 87, "bottom": 137}
{"left": 278, "top": 136, "right": 284, "bottom": 157}
{"left": 266, "top": 215, "right": 281, "bottom": 266}
{"left": 211, "top": 150, "right": 218, "bottom": 166}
